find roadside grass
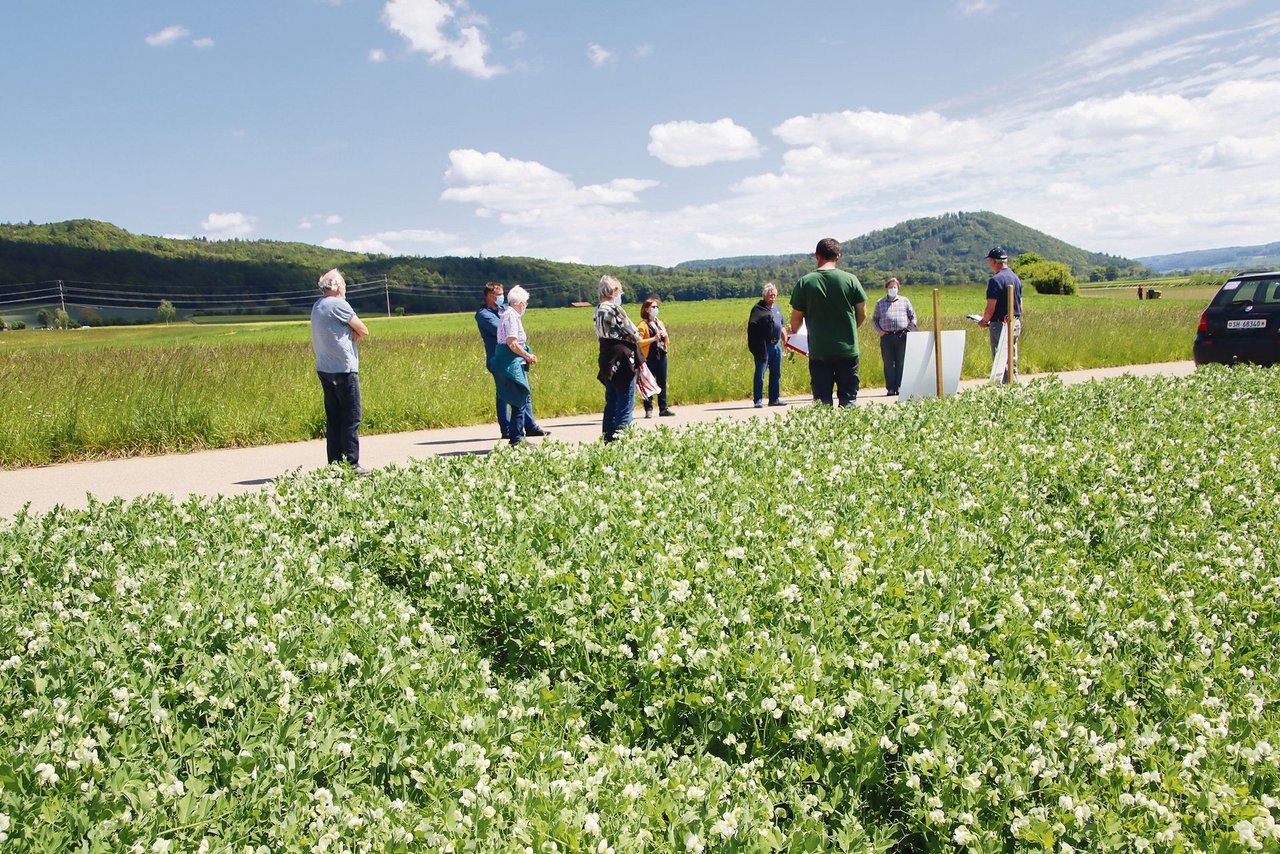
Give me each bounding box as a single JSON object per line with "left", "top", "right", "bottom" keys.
{"left": 1, "top": 286, "right": 1202, "bottom": 466}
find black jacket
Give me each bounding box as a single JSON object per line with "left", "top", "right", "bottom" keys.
{"left": 597, "top": 338, "right": 640, "bottom": 391}
{"left": 747, "top": 300, "right": 782, "bottom": 357}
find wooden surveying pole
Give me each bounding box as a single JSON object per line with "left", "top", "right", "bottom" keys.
{"left": 1006, "top": 282, "right": 1016, "bottom": 384}
{"left": 932, "top": 288, "right": 943, "bottom": 397}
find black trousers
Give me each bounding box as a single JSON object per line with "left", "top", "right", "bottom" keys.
{"left": 879, "top": 331, "right": 907, "bottom": 392}
{"left": 808, "top": 356, "right": 860, "bottom": 407}
{"left": 643, "top": 349, "right": 669, "bottom": 412}
{"left": 317, "top": 371, "right": 362, "bottom": 465}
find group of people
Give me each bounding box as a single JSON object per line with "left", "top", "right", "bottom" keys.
{"left": 743, "top": 239, "right": 1022, "bottom": 408}
{"left": 308, "top": 241, "right": 1023, "bottom": 466}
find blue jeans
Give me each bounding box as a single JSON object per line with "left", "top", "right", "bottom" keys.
{"left": 879, "top": 331, "right": 907, "bottom": 393}
{"left": 602, "top": 379, "right": 636, "bottom": 442}
{"left": 752, "top": 342, "right": 782, "bottom": 404}
{"left": 317, "top": 371, "right": 361, "bottom": 465}
{"left": 808, "top": 356, "right": 860, "bottom": 407}
{"left": 493, "top": 370, "right": 540, "bottom": 437}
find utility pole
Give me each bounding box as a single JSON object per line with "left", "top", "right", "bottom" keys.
{"left": 57, "top": 280, "right": 66, "bottom": 314}
{"left": 383, "top": 275, "right": 391, "bottom": 318}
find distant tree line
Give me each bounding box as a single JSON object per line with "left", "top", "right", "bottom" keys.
{"left": 0, "top": 213, "right": 1145, "bottom": 321}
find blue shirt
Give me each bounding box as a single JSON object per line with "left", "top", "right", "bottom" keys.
{"left": 475, "top": 304, "right": 506, "bottom": 359}
{"left": 311, "top": 296, "right": 358, "bottom": 373}
{"left": 986, "top": 267, "right": 1023, "bottom": 322}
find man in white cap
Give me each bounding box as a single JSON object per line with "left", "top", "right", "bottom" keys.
{"left": 311, "top": 268, "right": 370, "bottom": 473}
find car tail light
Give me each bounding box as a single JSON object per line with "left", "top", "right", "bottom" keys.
{"left": 1197, "top": 311, "right": 1208, "bottom": 333}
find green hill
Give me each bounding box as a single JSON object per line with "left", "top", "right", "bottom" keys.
{"left": 677, "top": 211, "right": 1146, "bottom": 284}
{"left": 0, "top": 220, "right": 786, "bottom": 321}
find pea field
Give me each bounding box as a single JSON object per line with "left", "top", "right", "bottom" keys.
{"left": 1, "top": 365, "right": 1277, "bottom": 851}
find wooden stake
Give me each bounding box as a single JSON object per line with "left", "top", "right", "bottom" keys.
{"left": 933, "top": 288, "right": 943, "bottom": 398}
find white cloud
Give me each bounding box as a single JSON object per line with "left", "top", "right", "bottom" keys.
{"left": 145, "top": 25, "right": 190, "bottom": 47}
{"left": 375, "top": 228, "right": 453, "bottom": 242}
{"left": 1051, "top": 92, "right": 1202, "bottom": 137}
{"left": 192, "top": 37, "right": 215, "bottom": 49}
{"left": 1197, "top": 134, "right": 1280, "bottom": 168}
{"left": 323, "top": 237, "right": 395, "bottom": 255}
{"left": 201, "top": 212, "right": 255, "bottom": 239}
{"left": 648, "top": 119, "right": 762, "bottom": 167}
{"left": 322, "top": 227, "right": 457, "bottom": 256}
{"left": 774, "top": 109, "right": 994, "bottom": 154}
{"left": 587, "top": 44, "right": 613, "bottom": 67}
{"left": 958, "top": 1, "right": 995, "bottom": 15}
{"left": 368, "top": 48, "right": 387, "bottom": 62}
{"left": 504, "top": 31, "right": 526, "bottom": 48}
{"left": 633, "top": 43, "right": 654, "bottom": 58}
{"left": 441, "top": 149, "right": 656, "bottom": 213}
{"left": 298, "top": 214, "right": 344, "bottom": 230}
{"left": 382, "top": 0, "right": 504, "bottom": 79}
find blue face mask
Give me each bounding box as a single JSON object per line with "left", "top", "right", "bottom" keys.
{"left": 495, "top": 294, "right": 506, "bottom": 308}
{"left": 886, "top": 287, "right": 898, "bottom": 298}
{"left": 651, "top": 307, "right": 659, "bottom": 319}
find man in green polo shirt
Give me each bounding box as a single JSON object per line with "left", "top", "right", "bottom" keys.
{"left": 790, "top": 237, "right": 868, "bottom": 406}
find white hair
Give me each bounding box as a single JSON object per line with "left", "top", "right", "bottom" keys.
{"left": 318, "top": 268, "right": 345, "bottom": 293}
{"left": 762, "top": 282, "right": 778, "bottom": 297}
{"left": 506, "top": 285, "right": 530, "bottom": 306}
{"left": 599, "top": 274, "right": 622, "bottom": 302}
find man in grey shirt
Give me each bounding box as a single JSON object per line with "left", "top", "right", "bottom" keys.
{"left": 311, "top": 268, "right": 370, "bottom": 473}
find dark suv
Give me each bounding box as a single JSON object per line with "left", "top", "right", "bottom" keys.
{"left": 1194, "top": 271, "right": 1280, "bottom": 366}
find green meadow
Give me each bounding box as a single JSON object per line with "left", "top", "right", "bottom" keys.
{"left": 0, "top": 285, "right": 1204, "bottom": 467}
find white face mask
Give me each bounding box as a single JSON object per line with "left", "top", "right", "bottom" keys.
{"left": 614, "top": 293, "right": 624, "bottom": 305}
{"left": 651, "top": 307, "right": 659, "bottom": 319}
{"left": 887, "top": 287, "right": 899, "bottom": 298}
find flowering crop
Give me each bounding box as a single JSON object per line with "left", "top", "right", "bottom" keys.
{"left": 1, "top": 365, "right": 1277, "bottom": 851}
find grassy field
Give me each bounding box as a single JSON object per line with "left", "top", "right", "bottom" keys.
{"left": 2, "top": 368, "right": 1276, "bottom": 850}
{"left": 0, "top": 285, "right": 1206, "bottom": 467}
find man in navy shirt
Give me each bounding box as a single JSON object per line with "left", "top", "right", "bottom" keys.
{"left": 475, "top": 282, "right": 546, "bottom": 439}
{"left": 977, "top": 247, "right": 1023, "bottom": 384}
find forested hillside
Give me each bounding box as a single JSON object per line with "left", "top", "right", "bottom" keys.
{"left": 1136, "top": 241, "right": 1280, "bottom": 273}
{"left": 0, "top": 212, "right": 1142, "bottom": 322}
{"left": 0, "top": 220, "right": 788, "bottom": 319}
{"left": 678, "top": 211, "right": 1145, "bottom": 284}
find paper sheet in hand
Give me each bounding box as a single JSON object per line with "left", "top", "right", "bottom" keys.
{"left": 784, "top": 320, "right": 809, "bottom": 357}
{"left": 989, "top": 323, "right": 1009, "bottom": 383}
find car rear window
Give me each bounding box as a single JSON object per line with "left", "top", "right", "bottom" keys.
{"left": 1212, "top": 278, "right": 1280, "bottom": 307}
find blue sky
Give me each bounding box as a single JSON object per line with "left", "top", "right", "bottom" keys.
{"left": 3, "top": 0, "right": 1279, "bottom": 265}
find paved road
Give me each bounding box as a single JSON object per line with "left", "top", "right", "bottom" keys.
{"left": 0, "top": 361, "right": 1196, "bottom": 517}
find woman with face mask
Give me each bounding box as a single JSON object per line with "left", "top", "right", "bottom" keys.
{"left": 594, "top": 275, "right": 641, "bottom": 442}
{"left": 636, "top": 297, "right": 675, "bottom": 418}
{"left": 490, "top": 286, "right": 541, "bottom": 446}
{"left": 871, "top": 277, "right": 917, "bottom": 396}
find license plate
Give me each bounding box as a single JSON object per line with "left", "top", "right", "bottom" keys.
{"left": 1226, "top": 319, "right": 1267, "bottom": 329}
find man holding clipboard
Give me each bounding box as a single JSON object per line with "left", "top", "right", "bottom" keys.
{"left": 789, "top": 238, "right": 868, "bottom": 406}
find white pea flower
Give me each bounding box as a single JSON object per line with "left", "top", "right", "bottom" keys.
{"left": 34, "top": 763, "right": 59, "bottom": 787}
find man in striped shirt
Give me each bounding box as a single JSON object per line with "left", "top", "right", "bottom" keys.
{"left": 871, "top": 277, "right": 917, "bottom": 396}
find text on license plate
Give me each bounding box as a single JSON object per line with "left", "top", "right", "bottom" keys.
{"left": 1226, "top": 318, "right": 1267, "bottom": 329}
